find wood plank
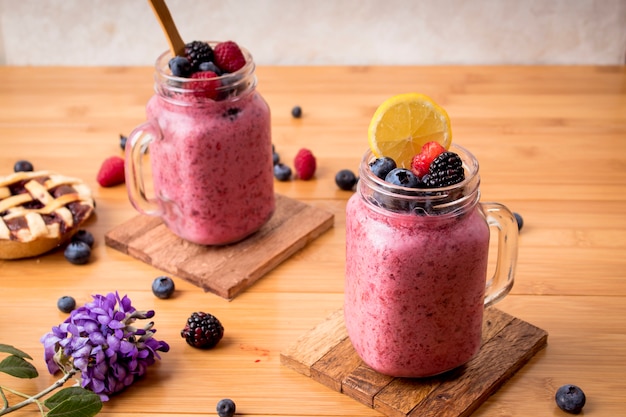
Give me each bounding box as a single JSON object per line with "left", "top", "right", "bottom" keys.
{"left": 105, "top": 194, "right": 334, "bottom": 299}
{"left": 281, "top": 308, "right": 548, "bottom": 417}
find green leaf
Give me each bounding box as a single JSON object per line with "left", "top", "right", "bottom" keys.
{"left": 45, "top": 388, "right": 102, "bottom": 417}
{"left": 0, "top": 355, "right": 38, "bottom": 378}
{"left": 44, "top": 387, "right": 96, "bottom": 410}
{"left": 0, "top": 344, "right": 33, "bottom": 360}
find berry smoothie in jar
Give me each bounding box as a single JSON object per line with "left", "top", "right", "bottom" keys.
{"left": 344, "top": 94, "right": 518, "bottom": 377}
{"left": 126, "top": 41, "right": 274, "bottom": 245}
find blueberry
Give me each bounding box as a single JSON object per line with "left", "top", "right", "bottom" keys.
{"left": 272, "top": 151, "right": 280, "bottom": 165}
{"left": 291, "top": 105, "right": 302, "bottom": 118}
{"left": 216, "top": 398, "right": 236, "bottom": 417}
{"left": 369, "top": 157, "right": 396, "bottom": 180}
{"left": 119, "top": 134, "right": 128, "bottom": 150}
{"left": 57, "top": 296, "right": 76, "bottom": 313}
{"left": 198, "top": 61, "right": 222, "bottom": 75}
{"left": 72, "top": 230, "right": 94, "bottom": 248}
{"left": 385, "top": 168, "right": 420, "bottom": 188}
{"left": 64, "top": 241, "right": 91, "bottom": 265}
{"left": 335, "top": 169, "right": 358, "bottom": 191}
{"left": 273, "top": 163, "right": 292, "bottom": 181}
{"left": 14, "top": 160, "right": 34, "bottom": 172}
{"left": 152, "top": 276, "right": 175, "bottom": 299}
{"left": 168, "top": 56, "right": 192, "bottom": 77}
{"left": 555, "top": 384, "right": 586, "bottom": 414}
{"left": 514, "top": 212, "right": 524, "bottom": 231}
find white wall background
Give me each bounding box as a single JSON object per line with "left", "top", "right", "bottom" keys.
{"left": 0, "top": 0, "right": 625, "bottom": 66}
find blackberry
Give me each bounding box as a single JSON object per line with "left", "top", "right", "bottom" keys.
{"left": 181, "top": 312, "right": 224, "bottom": 349}
{"left": 185, "top": 41, "right": 214, "bottom": 71}
{"left": 423, "top": 151, "right": 465, "bottom": 188}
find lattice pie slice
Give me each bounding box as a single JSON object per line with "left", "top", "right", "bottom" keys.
{"left": 0, "top": 171, "right": 95, "bottom": 259}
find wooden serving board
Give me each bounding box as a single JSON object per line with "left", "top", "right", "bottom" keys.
{"left": 105, "top": 194, "right": 334, "bottom": 299}
{"left": 281, "top": 308, "right": 548, "bottom": 417}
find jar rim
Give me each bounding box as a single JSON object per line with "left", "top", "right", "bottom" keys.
{"left": 358, "top": 144, "right": 481, "bottom": 216}
{"left": 152, "top": 41, "right": 257, "bottom": 106}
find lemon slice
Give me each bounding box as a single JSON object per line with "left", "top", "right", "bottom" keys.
{"left": 368, "top": 93, "right": 452, "bottom": 168}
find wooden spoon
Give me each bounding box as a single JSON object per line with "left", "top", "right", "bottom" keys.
{"left": 148, "top": 0, "right": 185, "bottom": 56}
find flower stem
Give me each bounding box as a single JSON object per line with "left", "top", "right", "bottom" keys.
{"left": 0, "top": 368, "right": 78, "bottom": 415}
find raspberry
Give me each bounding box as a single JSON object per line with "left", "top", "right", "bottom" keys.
{"left": 422, "top": 151, "right": 465, "bottom": 188}
{"left": 96, "top": 156, "right": 125, "bottom": 187}
{"left": 188, "top": 71, "right": 221, "bottom": 100}
{"left": 181, "top": 312, "right": 224, "bottom": 349}
{"left": 184, "top": 40, "right": 214, "bottom": 71}
{"left": 410, "top": 141, "right": 447, "bottom": 178}
{"left": 293, "top": 148, "right": 316, "bottom": 180}
{"left": 214, "top": 41, "right": 246, "bottom": 73}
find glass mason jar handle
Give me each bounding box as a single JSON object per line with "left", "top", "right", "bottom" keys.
{"left": 125, "top": 121, "right": 162, "bottom": 216}
{"left": 481, "top": 202, "right": 519, "bottom": 307}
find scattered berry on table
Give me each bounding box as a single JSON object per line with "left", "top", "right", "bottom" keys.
{"left": 214, "top": 41, "right": 246, "bottom": 73}
{"left": 216, "top": 398, "right": 236, "bottom": 417}
{"left": 385, "top": 168, "right": 420, "bottom": 188}
{"left": 181, "top": 312, "right": 224, "bottom": 349}
{"left": 294, "top": 148, "right": 316, "bottom": 180}
{"left": 64, "top": 241, "right": 91, "bottom": 265}
{"left": 189, "top": 71, "right": 221, "bottom": 100}
{"left": 152, "top": 276, "right": 176, "bottom": 299}
{"left": 335, "top": 169, "right": 358, "bottom": 191}
{"left": 410, "top": 141, "right": 447, "bottom": 178}
{"left": 514, "top": 212, "right": 524, "bottom": 231}
{"left": 168, "top": 56, "right": 192, "bottom": 77}
{"left": 272, "top": 151, "right": 280, "bottom": 165}
{"left": 96, "top": 156, "right": 126, "bottom": 187}
{"left": 273, "top": 163, "right": 292, "bottom": 181}
{"left": 13, "top": 160, "right": 34, "bottom": 172}
{"left": 291, "top": 105, "right": 302, "bottom": 118}
{"left": 369, "top": 157, "right": 396, "bottom": 180}
{"left": 119, "top": 134, "right": 128, "bottom": 150}
{"left": 184, "top": 40, "right": 214, "bottom": 71}
{"left": 422, "top": 151, "right": 465, "bottom": 188}
{"left": 72, "top": 230, "right": 94, "bottom": 248}
{"left": 198, "top": 61, "right": 223, "bottom": 76}
{"left": 57, "top": 296, "right": 76, "bottom": 313}
{"left": 555, "top": 384, "right": 586, "bottom": 414}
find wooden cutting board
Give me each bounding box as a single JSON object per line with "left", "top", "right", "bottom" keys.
{"left": 105, "top": 194, "right": 334, "bottom": 299}
{"left": 281, "top": 308, "right": 548, "bottom": 417}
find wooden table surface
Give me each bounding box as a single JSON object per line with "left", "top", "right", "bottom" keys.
{"left": 1, "top": 65, "right": 625, "bottom": 416}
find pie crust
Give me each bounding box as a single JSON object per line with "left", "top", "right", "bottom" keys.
{"left": 0, "top": 170, "right": 95, "bottom": 259}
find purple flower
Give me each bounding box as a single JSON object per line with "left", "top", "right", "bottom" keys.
{"left": 40, "top": 292, "right": 169, "bottom": 401}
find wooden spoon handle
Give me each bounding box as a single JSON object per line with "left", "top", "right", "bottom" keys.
{"left": 148, "top": 0, "right": 185, "bottom": 56}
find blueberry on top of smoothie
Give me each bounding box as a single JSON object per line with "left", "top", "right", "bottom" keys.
{"left": 369, "top": 157, "right": 396, "bottom": 180}
{"left": 385, "top": 168, "right": 420, "bottom": 188}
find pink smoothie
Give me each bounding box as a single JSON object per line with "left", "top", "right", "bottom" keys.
{"left": 344, "top": 193, "right": 490, "bottom": 377}
{"left": 146, "top": 90, "right": 275, "bottom": 245}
